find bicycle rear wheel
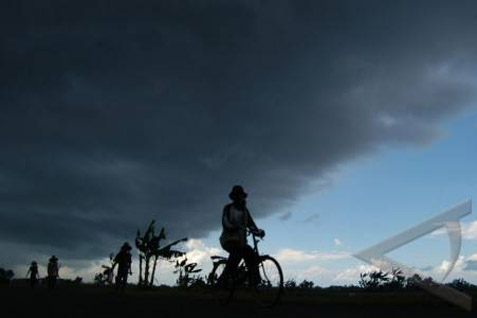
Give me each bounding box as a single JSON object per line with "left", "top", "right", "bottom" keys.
{"left": 254, "top": 255, "right": 283, "bottom": 308}
{"left": 208, "top": 260, "right": 235, "bottom": 305}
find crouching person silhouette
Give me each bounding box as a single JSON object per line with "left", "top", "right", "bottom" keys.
{"left": 218, "top": 185, "right": 265, "bottom": 288}
{"left": 113, "top": 242, "right": 132, "bottom": 290}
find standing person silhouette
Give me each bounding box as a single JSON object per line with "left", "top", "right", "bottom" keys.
{"left": 219, "top": 185, "right": 265, "bottom": 287}
{"left": 113, "top": 242, "right": 132, "bottom": 290}
{"left": 47, "top": 256, "right": 60, "bottom": 289}
{"left": 26, "top": 261, "right": 39, "bottom": 288}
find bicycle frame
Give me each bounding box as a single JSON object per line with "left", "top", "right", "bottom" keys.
{"left": 209, "top": 230, "right": 284, "bottom": 307}
{"left": 211, "top": 230, "right": 265, "bottom": 266}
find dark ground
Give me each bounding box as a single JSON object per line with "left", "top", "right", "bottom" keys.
{"left": 2, "top": 285, "right": 476, "bottom": 318}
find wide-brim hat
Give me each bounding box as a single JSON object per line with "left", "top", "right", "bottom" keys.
{"left": 229, "top": 185, "right": 248, "bottom": 200}
{"left": 122, "top": 242, "right": 132, "bottom": 250}
{"left": 31, "top": 261, "right": 37, "bottom": 265}
{"left": 50, "top": 256, "right": 58, "bottom": 262}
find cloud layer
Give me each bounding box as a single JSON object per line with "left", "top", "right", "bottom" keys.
{"left": 1, "top": 0, "right": 476, "bottom": 264}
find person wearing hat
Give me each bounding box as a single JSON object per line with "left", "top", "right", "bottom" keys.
{"left": 219, "top": 185, "right": 265, "bottom": 287}
{"left": 112, "top": 242, "right": 132, "bottom": 290}
{"left": 47, "top": 255, "right": 60, "bottom": 289}
{"left": 26, "top": 261, "right": 39, "bottom": 288}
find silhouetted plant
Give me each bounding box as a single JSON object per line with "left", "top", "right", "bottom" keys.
{"left": 382, "top": 267, "right": 406, "bottom": 290}
{"left": 360, "top": 268, "right": 433, "bottom": 290}
{"left": 359, "top": 270, "right": 390, "bottom": 289}
{"left": 298, "top": 279, "right": 314, "bottom": 289}
{"left": 174, "top": 257, "right": 202, "bottom": 288}
{"left": 188, "top": 275, "right": 207, "bottom": 288}
{"left": 0, "top": 267, "right": 14, "bottom": 284}
{"left": 94, "top": 253, "right": 115, "bottom": 286}
{"left": 93, "top": 273, "right": 103, "bottom": 285}
{"left": 446, "top": 278, "right": 476, "bottom": 291}
{"left": 405, "top": 273, "right": 423, "bottom": 289}
{"left": 284, "top": 278, "right": 297, "bottom": 289}
{"left": 135, "top": 220, "right": 187, "bottom": 287}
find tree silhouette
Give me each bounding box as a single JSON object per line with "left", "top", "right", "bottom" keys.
{"left": 298, "top": 279, "right": 314, "bottom": 289}
{"left": 359, "top": 268, "right": 414, "bottom": 290}
{"left": 405, "top": 273, "right": 423, "bottom": 289}
{"left": 359, "top": 270, "right": 389, "bottom": 289}
{"left": 384, "top": 267, "right": 406, "bottom": 289}
{"left": 135, "top": 220, "right": 187, "bottom": 287}
{"left": 446, "top": 278, "right": 476, "bottom": 291}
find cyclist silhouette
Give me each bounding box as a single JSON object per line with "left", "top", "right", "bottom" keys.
{"left": 218, "top": 185, "right": 265, "bottom": 287}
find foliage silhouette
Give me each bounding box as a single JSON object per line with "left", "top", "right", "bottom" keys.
{"left": 0, "top": 267, "right": 14, "bottom": 284}
{"left": 446, "top": 278, "right": 477, "bottom": 291}
{"left": 384, "top": 268, "right": 406, "bottom": 289}
{"left": 359, "top": 270, "right": 390, "bottom": 290}
{"left": 298, "top": 279, "right": 314, "bottom": 289}
{"left": 355, "top": 268, "right": 477, "bottom": 292}
{"left": 73, "top": 277, "right": 83, "bottom": 285}
{"left": 94, "top": 254, "right": 115, "bottom": 286}
{"left": 284, "top": 278, "right": 297, "bottom": 289}
{"left": 405, "top": 273, "right": 424, "bottom": 290}
{"left": 135, "top": 220, "right": 187, "bottom": 287}
{"left": 174, "top": 257, "right": 203, "bottom": 288}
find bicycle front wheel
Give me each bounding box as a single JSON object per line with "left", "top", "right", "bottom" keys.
{"left": 255, "top": 255, "right": 283, "bottom": 308}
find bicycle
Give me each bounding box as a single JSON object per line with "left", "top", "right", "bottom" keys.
{"left": 208, "top": 230, "right": 283, "bottom": 308}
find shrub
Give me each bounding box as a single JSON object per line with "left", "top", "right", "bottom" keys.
{"left": 358, "top": 270, "right": 389, "bottom": 289}
{"left": 298, "top": 279, "right": 314, "bottom": 289}
{"left": 382, "top": 268, "right": 406, "bottom": 290}
{"left": 174, "top": 258, "right": 202, "bottom": 288}
{"left": 0, "top": 268, "right": 14, "bottom": 284}
{"left": 284, "top": 278, "right": 297, "bottom": 289}
{"left": 447, "top": 278, "right": 476, "bottom": 291}
{"left": 405, "top": 273, "right": 424, "bottom": 289}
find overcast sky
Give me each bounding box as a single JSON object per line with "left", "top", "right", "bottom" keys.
{"left": 1, "top": 0, "right": 477, "bottom": 283}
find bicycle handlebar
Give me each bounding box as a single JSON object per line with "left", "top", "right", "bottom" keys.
{"left": 246, "top": 228, "right": 265, "bottom": 239}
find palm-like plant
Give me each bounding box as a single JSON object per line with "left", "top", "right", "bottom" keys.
{"left": 135, "top": 220, "right": 187, "bottom": 287}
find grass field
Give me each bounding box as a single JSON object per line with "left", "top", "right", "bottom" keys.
{"left": 2, "top": 285, "right": 476, "bottom": 318}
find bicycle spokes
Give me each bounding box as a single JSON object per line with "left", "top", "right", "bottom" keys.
{"left": 254, "top": 256, "right": 283, "bottom": 307}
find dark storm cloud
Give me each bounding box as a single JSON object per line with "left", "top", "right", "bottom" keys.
{"left": 1, "top": 0, "right": 476, "bottom": 261}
